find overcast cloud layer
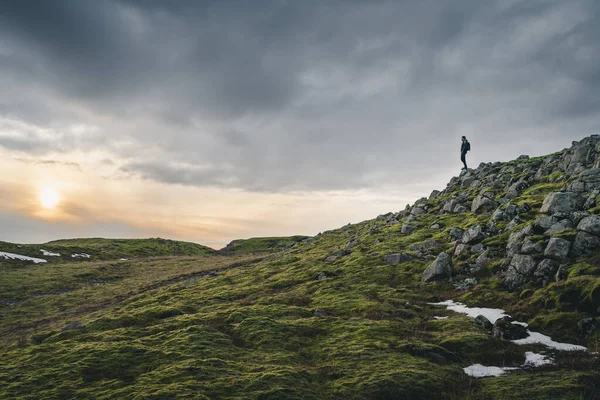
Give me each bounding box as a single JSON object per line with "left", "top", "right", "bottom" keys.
{"left": 0, "top": 0, "right": 599, "bottom": 245}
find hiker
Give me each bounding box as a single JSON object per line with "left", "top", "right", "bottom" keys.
{"left": 461, "top": 136, "right": 470, "bottom": 170}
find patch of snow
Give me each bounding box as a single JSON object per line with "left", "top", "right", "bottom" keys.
{"left": 463, "top": 364, "right": 518, "bottom": 377}
{"left": 512, "top": 321, "right": 529, "bottom": 327}
{"left": 119, "top": 258, "right": 128, "bottom": 261}
{"left": 430, "top": 300, "right": 509, "bottom": 324}
{"left": 512, "top": 331, "right": 587, "bottom": 351}
{"left": 0, "top": 251, "right": 47, "bottom": 264}
{"left": 71, "top": 253, "right": 91, "bottom": 259}
{"left": 40, "top": 249, "right": 61, "bottom": 257}
{"left": 524, "top": 352, "right": 553, "bottom": 367}
{"left": 432, "top": 300, "right": 588, "bottom": 352}
{"left": 433, "top": 316, "right": 448, "bottom": 320}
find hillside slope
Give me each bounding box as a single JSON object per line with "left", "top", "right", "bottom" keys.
{"left": 220, "top": 236, "right": 310, "bottom": 254}
{"left": 1, "top": 136, "right": 600, "bottom": 399}
{"left": 0, "top": 238, "right": 216, "bottom": 263}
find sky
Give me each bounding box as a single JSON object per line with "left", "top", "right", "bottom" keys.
{"left": 0, "top": 0, "right": 599, "bottom": 248}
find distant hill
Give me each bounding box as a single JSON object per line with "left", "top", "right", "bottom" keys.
{"left": 220, "top": 235, "right": 310, "bottom": 253}
{"left": 0, "top": 237, "right": 215, "bottom": 263}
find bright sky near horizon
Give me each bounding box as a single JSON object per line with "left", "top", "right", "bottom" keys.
{"left": 1, "top": 1, "right": 599, "bottom": 248}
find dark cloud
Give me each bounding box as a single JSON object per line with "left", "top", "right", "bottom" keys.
{"left": 1, "top": 0, "right": 599, "bottom": 192}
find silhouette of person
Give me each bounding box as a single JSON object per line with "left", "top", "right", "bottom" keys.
{"left": 461, "top": 136, "right": 470, "bottom": 170}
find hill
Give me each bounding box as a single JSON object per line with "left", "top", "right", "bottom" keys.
{"left": 220, "top": 236, "right": 311, "bottom": 254}
{"left": 0, "top": 238, "right": 216, "bottom": 263}
{"left": 1, "top": 136, "right": 600, "bottom": 399}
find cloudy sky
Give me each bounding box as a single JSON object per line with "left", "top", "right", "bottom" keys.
{"left": 0, "top": 0, "right": 599, "bottom": 248}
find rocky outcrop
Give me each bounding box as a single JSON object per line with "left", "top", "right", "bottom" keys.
{"left": 422, "top": 252, "right": 453, "bottom": 282}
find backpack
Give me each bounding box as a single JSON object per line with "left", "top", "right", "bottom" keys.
{"left": 466, "top": 141, "right": 471, "bottom": 152}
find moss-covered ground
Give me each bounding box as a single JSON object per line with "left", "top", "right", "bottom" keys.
{"left": 1, "top": 175, "right": 599, "bottom": 399}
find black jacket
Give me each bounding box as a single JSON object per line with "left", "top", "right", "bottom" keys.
{"left": 461, "top": 140, "right": 470, "bottom": 153}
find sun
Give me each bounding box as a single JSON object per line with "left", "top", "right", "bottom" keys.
{"left": 40, "top": 188, "right": 60, "bottom": 209}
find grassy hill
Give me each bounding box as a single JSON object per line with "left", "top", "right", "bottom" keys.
{"left": 1, "top": 137, "right": 600, "bottom": 399}
{"left": 0, "top": 238, "right": 216, "bottom": 263}
{"left": 220, "top": 236, "right": 310, "bottom": 254}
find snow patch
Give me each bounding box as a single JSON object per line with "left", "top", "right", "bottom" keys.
{"left": 40, "top": 249, "right": 61, "bottom": 257}
{"left": 433, "top": 316, "right": 448, "bottom": 320}
{"left": 524, "top": 352, "right": 553, "bottom": 367}
{"left": 71, "top": 253, "right": 91, "bottom": 259}
{"left": 0, "top": 251, "right": 47, "bottom": 264}
{"left": 430, "top": 300, "right": 509, "bottom": 324}
{"left": 513, "top": 331, "right": 587, "bottom": 351}
{"left": 463, "top": 364, "right": 518, "bottom": 377}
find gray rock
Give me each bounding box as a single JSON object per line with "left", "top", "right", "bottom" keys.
{"left": 475, "top": 251, "right": 493, "bottom": 268}
{"left": 540, "top": 192, "right": 584, "bottom": 214}
{"left": 462, "top": 226, "right": 488, "bottom": 244}
{"left": 535, "top": 216, "right": 558, "bottom": 232}
{"left": 401, "top": 223, "right": 416, "bottom": 235}
{"left": 533, "top": 259, "right": 559, "bottom": 283}
{"left": 544, "top": 238, "right": 571, "bottom": 260}
{"left": 385, "top": 253, "right": 412, "bottom": 266}
{"left": 449, "top": 227, "right": 465, "bottom": 241}
{"left": 453, "top": 278, "right": 477, "bottom": 291}
{"left": 506, "top": 217, "right": 522, "bottom": 230}
{"left": 545, "top": 219, "right": 574, "bottom": 236}
{"left": 555, "top": 264, "right": 569, "bottom": 281}
{"left": 504, "top": 254, "right": 538, "bottom": 290}
{"left": 422, "top": 252, "right": 454, "bottom": 282}
{"left": 571, "top": 211, "right": 590, "bottom": 226}
{"left": 577, "top": 215, "right": 600, "bottom": 236}
{"left": 453, "top": 205, "right": 469, "bottom": 214}
{"left": 583, "top": 190, "right": 599, "bottom": 209}
{"left": 472, "top": 196, "right": 498, "bottom": 214}
{"left": 314, "top": 309, "right": 329, "bottom": 317}
{"left": 492, "top": 317, "right": 529, "bottom": 340}
{"left": 317, "top": 273, "right": 328, "bottom": 280}
{"left": 517, "top": 155, "right": 530, "bottom": 160}
{"left": 572, "top": 231, "right": 600, "bottom": 257}
{"left": 577, "top": 318, "right": 597, "bottom": 336}
{"left": 61, "top": 322, "right": 85, "bottom": 332}
{"left": 454, "top": 243, "right": 470, "bottom": 258}
{"left": 429, "top": 190, "right": 441, "bottom": 199}
{"left": 491, "top": 209, "right": 506, "bottom": 221}
{"left": 474, "top": 315, "right": 493, "bottom": 331}
{"left": 521, "top": 238, "right": 544, "bottom": 255}
{"left": 471, "top": 243, "right": 485, "bottom": 254}
{"left": 430, "top": 223, "right": 441, "bottom": 230}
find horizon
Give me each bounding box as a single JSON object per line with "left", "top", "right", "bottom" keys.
{"left": 1, "top": 1, "right": 599, "bottom": 249}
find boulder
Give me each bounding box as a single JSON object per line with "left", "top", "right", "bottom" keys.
{"left": 572, "top": 231, "right": 600, "bottom": 257}
{"left": 401, "top": 223, "right": 416, "bottom": 235}
{"left": 492, "top": 317, "right": 529, "bottom": 340}
{"left": 577, "top": 215, "right": 600, "bottom": 236}
{"left": 385, "top": 253, "right": 412, "bottom": 266}
{"left": 474, "top": 315, "right": 493, "bottom": 331}
{"left": 577, "top": 318, "right": 598, "bottom": 336}
{"left": 61, "top": 322, "right": 85, "bottom": 332}
{"left": 491, "top": 209, "right": 506, "bottom": 221}
{"left": 422, "top": 252, "right": 454, "bottom": 282}
{"left": 540, "top": 192, "right": 584, "bottom": 214}
{"left": 453, "top": 244, "right": 470, "bottom": 258}
{"left": 533, "top": 259, "right": 559, "bottom": 283}
{"left": 544, "top": 238, "right": 571, "bottom": 261}
{"left": 535, "top": 216, "right": 558, "bottom": 232}
{"left": 314, "top": 309, "right": 329, "bottom": 317}
{"left": 462, "top": 226, "right": 488, "bottom": 244}
{"left": 504, "top": 254, "right": 538, "bottom": 290}
{"left": 449, "top": 227, "right": 465, "bottom": 241}
{"left": 471, "top": 243, "right": 485, "bottom": 254}
{"left": 472, "top": 196, "right": 498, "bottom": 214}
{"left": 521, "top": 238, "right": 544, "bottom": 255}
{"left": 544, "top": 219, "right": 574, "bottom": 236}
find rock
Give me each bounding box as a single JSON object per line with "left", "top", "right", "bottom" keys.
{"left": 317, "top": 273, "right": 328, "bottom": 281}
{"left": 449, "top": 227, "right": 465, "bottom": 241}
{"left": 544, "top": 238, "right": 572, "bottom": 260}
{"left": 491, "top": 209, "right": 506, "bottom": 221}
{"left": 517, "top": 155, "right": 530, "bottom": 160}
{"left": 504, "top": 254, "right": 538, "bottom": 290}
{"left": 534, "top": 216, "right": 558, "bottom": 232}
{"left": 475, "top": 251, "right": 492, "bottom": 268}
{"left": 492, "top": 317, "right": 529, "bottom": 340}
{"left": 430, "top": 223, "right": 441, "bottom": 230}
{"left": 314, "top": 309, "right": 329, "bottom": 317}
{"left": 583, "top": 190, "right": 599, "bottom": 209}
{"left": 577, "top": 215, "right": 600, "bottom": 236}
{"left": 544, "top": 219, "right": 574, "bottom": 236}
{"left": 577, "top": 318, "right": 598, "bottom": 336}
{"left": 555, "top": 264, "right": 569, "bottom": 281}
{"left": 453, "top": 278, "right": 477, "bottom": 291}
{"left": 422, "top": 252, "right": 454, "bottom": 282}
{"left": 571, "top": 211, "right": 590, "bottom": 225}
{"left": 374, "top": 239, "right": 381, "bottom": 245}
{"left": 61, "top": 322, "right": 85, "bottom": 332}
{"left": 385, "top": 253, "right": 412, "bottom": 266}
{"left": 521, "top": 238, "right": 544, "bottom": 255}
{"left": 472, "top": 196, "right": 498, "bottom": 214}
{"left": 540, "top": 192, "right": 584, "bottom": 214}
{"left": 533, "top": 259, "right": 559, "bottom": 283}
{"left": 474, "top": 315, "right": 493, "bottom": 331}
{"left": 429, "top": 190, "right": 441, "bottom": 199}
{"left": 346, "top": 238, "right": 360, "bottom": 250}
{"left": 572, "top": 231, "right": 600, "bottom": 257}
{"left": 453, "top": 205, "right": 469, "bottom": 214}
{"left": 462, "top": 226, "right": 488, "bottom": 244}
{"left": 471, "top": 243, "right": 485, "bottom": 254}
{"left": 401, "top": 223, "right": 416, "bottom": 235}
{"left": 453, "top": 244, "right": 470, "bottom": 258}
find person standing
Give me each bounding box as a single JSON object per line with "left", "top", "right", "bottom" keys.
{"left": 461, "top": 136, "right": 470, "bottom": 170}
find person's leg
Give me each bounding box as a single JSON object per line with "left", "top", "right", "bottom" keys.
{"left": 461, "top": 152, "right": 467, "bottom": 169}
